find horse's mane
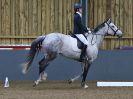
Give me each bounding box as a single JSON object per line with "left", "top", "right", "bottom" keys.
{"left": 93, "top": 22, "right": 105, "bottom": 33}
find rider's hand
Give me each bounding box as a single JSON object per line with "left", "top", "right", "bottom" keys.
{"left": 87, "top": 28, "right": 91, "bottom": 33}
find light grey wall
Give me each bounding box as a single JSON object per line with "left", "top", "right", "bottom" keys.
{"left": 0, "top": 50, "right": 133, "bottom": 80}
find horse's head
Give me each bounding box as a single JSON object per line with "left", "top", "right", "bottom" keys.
{"left": 105, "top": 19, "right": 123, "bottom": 38}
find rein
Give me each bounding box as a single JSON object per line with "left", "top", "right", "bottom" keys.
{"left": 89, "top": 21, "right": 119, "bottom": 45}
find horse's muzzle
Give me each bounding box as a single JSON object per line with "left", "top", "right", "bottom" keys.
{"left": 117, "top": 35, "right": 122, "bottom": 38}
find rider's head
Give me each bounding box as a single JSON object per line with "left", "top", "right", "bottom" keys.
{"left": 74, "top": 3, "right": 82, "bottom": 14}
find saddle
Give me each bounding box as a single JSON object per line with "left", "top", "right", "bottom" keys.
{"left": 71, "top": 34, "right": 84, "bottom": 50}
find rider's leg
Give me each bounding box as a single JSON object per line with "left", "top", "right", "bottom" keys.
{"left": 75, "top": 34, "right": 88, "bottom": 61}
{"left": 80, "top": 44, "right": 87, "bottom": 61}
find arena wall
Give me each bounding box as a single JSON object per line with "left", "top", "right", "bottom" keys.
{"left": 0, "top": 50, "right": 133, "bottom": 80}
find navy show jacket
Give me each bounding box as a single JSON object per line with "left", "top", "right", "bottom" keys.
{"left": 73, "top": 13, "right": 88, "bottom": 34}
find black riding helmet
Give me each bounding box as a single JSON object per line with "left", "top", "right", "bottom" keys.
{"left": 74, "top": 3, "right": 82, "bottom": 11}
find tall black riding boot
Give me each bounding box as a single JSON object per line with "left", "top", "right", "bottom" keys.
{"left": 80, "top": 45, "right": 87, "bottom": 62}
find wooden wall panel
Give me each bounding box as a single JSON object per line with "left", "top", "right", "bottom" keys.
{"left": 88, "top": 0, "right": 133, "bottom": 49}
{"left": 0, "top": 0, "right": 132, "bottom": 49}
{"left": 0, "top": 0, "right": 79, "bottom": 44}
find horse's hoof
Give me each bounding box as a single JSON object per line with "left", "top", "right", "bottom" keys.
{"left": 83, "top": 84, "right": 88, "bottom": 89}
{"left": 81, "top": 83, "right": 88, "bottom": 89}
{"left": 33, "top": 83, "right": 36, "bottom": 87}
{"left": 33, "top": 81, "right": 38, "bottom": 87}
{"left": 68, "top": 79, "right": 73, "bottom": 84}
{"left": 81, "top": 84, "right": 88, "bottom": 89}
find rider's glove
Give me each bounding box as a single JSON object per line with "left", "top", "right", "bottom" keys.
{"left": 87, "top": 28, "right": 91, "bottom": 34}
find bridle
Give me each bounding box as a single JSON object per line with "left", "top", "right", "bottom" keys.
{"left": 105, "top": 21, "right": 119, "bottom": 36}
{"left": 89, "top": 20, "right": 120, "bottom": 45}
{"left": 89, "top": 21, "right": 119, "bottom": 36}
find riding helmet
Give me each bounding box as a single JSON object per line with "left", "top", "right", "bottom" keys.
{"left": 74, "top": 3, "right": 82, "bottom": 10}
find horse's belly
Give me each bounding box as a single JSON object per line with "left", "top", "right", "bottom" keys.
{"left": 59, "top": 36, "right": 81, "bottom": 59}
{"left": 60, "top": 51, "right": 80, "bottom": 60}
{"left": 60, "top": 44, "right": 80, "bottom": 59}
{"left": 61, "top": 36, "right": 80, "bottom": 51}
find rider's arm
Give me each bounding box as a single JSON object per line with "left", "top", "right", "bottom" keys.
{"left": 76, "top": 15, "right": 88, "bottom": 33}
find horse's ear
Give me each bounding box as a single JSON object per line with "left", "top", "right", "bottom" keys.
{"left": 108, "top": 18, "right": 111, "bottom": 22}
{"left": 106, "top": 18, "right": 111, "bottom": 24}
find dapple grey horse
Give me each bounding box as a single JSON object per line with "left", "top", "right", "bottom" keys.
{"left": 22, "top": 19, "right": 123, "bottom": 88}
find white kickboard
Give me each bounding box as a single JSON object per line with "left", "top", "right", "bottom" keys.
{"left": 97, "top": 81, "right": 133, "bottom": 87}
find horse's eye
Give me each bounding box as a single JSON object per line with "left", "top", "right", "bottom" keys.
{"left": 112, "top": 26, "right": 115, "bottom": 28}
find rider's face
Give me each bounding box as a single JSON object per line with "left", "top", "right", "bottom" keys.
{"left": 79, "top": 8, "right": 82, "bottom": 13}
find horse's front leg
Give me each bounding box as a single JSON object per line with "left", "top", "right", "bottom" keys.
{"left": 81, "top": 62, "right": 91, "bottom": 88}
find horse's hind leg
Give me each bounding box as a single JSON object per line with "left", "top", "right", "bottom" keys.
{"left": 39, "top": 57, "right": 49, "bottom": 80}
{"left": 33, "top": 56, "right": 49, "bottom": 87}
{"left": 68, "top": 63, "right": 84, "bottom": 84}
{"left": 33, "top": 52, "right": 57, "bottom": 87}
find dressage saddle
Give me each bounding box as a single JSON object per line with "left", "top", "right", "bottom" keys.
{"left": 71, "top": 34, "right": 85, "bottom": 50}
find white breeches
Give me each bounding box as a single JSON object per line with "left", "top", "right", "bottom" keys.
{"left": 75, "top": 34, "right": 88, "bottom": 45}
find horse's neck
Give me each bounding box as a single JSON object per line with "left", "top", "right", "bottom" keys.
{"left": 96, "top": 27, "right": 107, "bottom": 48}
{"left": 88, "top": 26, "right": 107, "bottom": 48}
{"left": 96, "top": 34, "right": 104, "bottom": 48}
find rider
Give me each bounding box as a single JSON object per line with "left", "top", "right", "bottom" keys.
{"left": 73, "top": 3, "right": 90, "bottom": 61}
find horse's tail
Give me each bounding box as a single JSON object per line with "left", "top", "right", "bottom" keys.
{"left": 22, "top": 36, "right": 45, "bottom": 74}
